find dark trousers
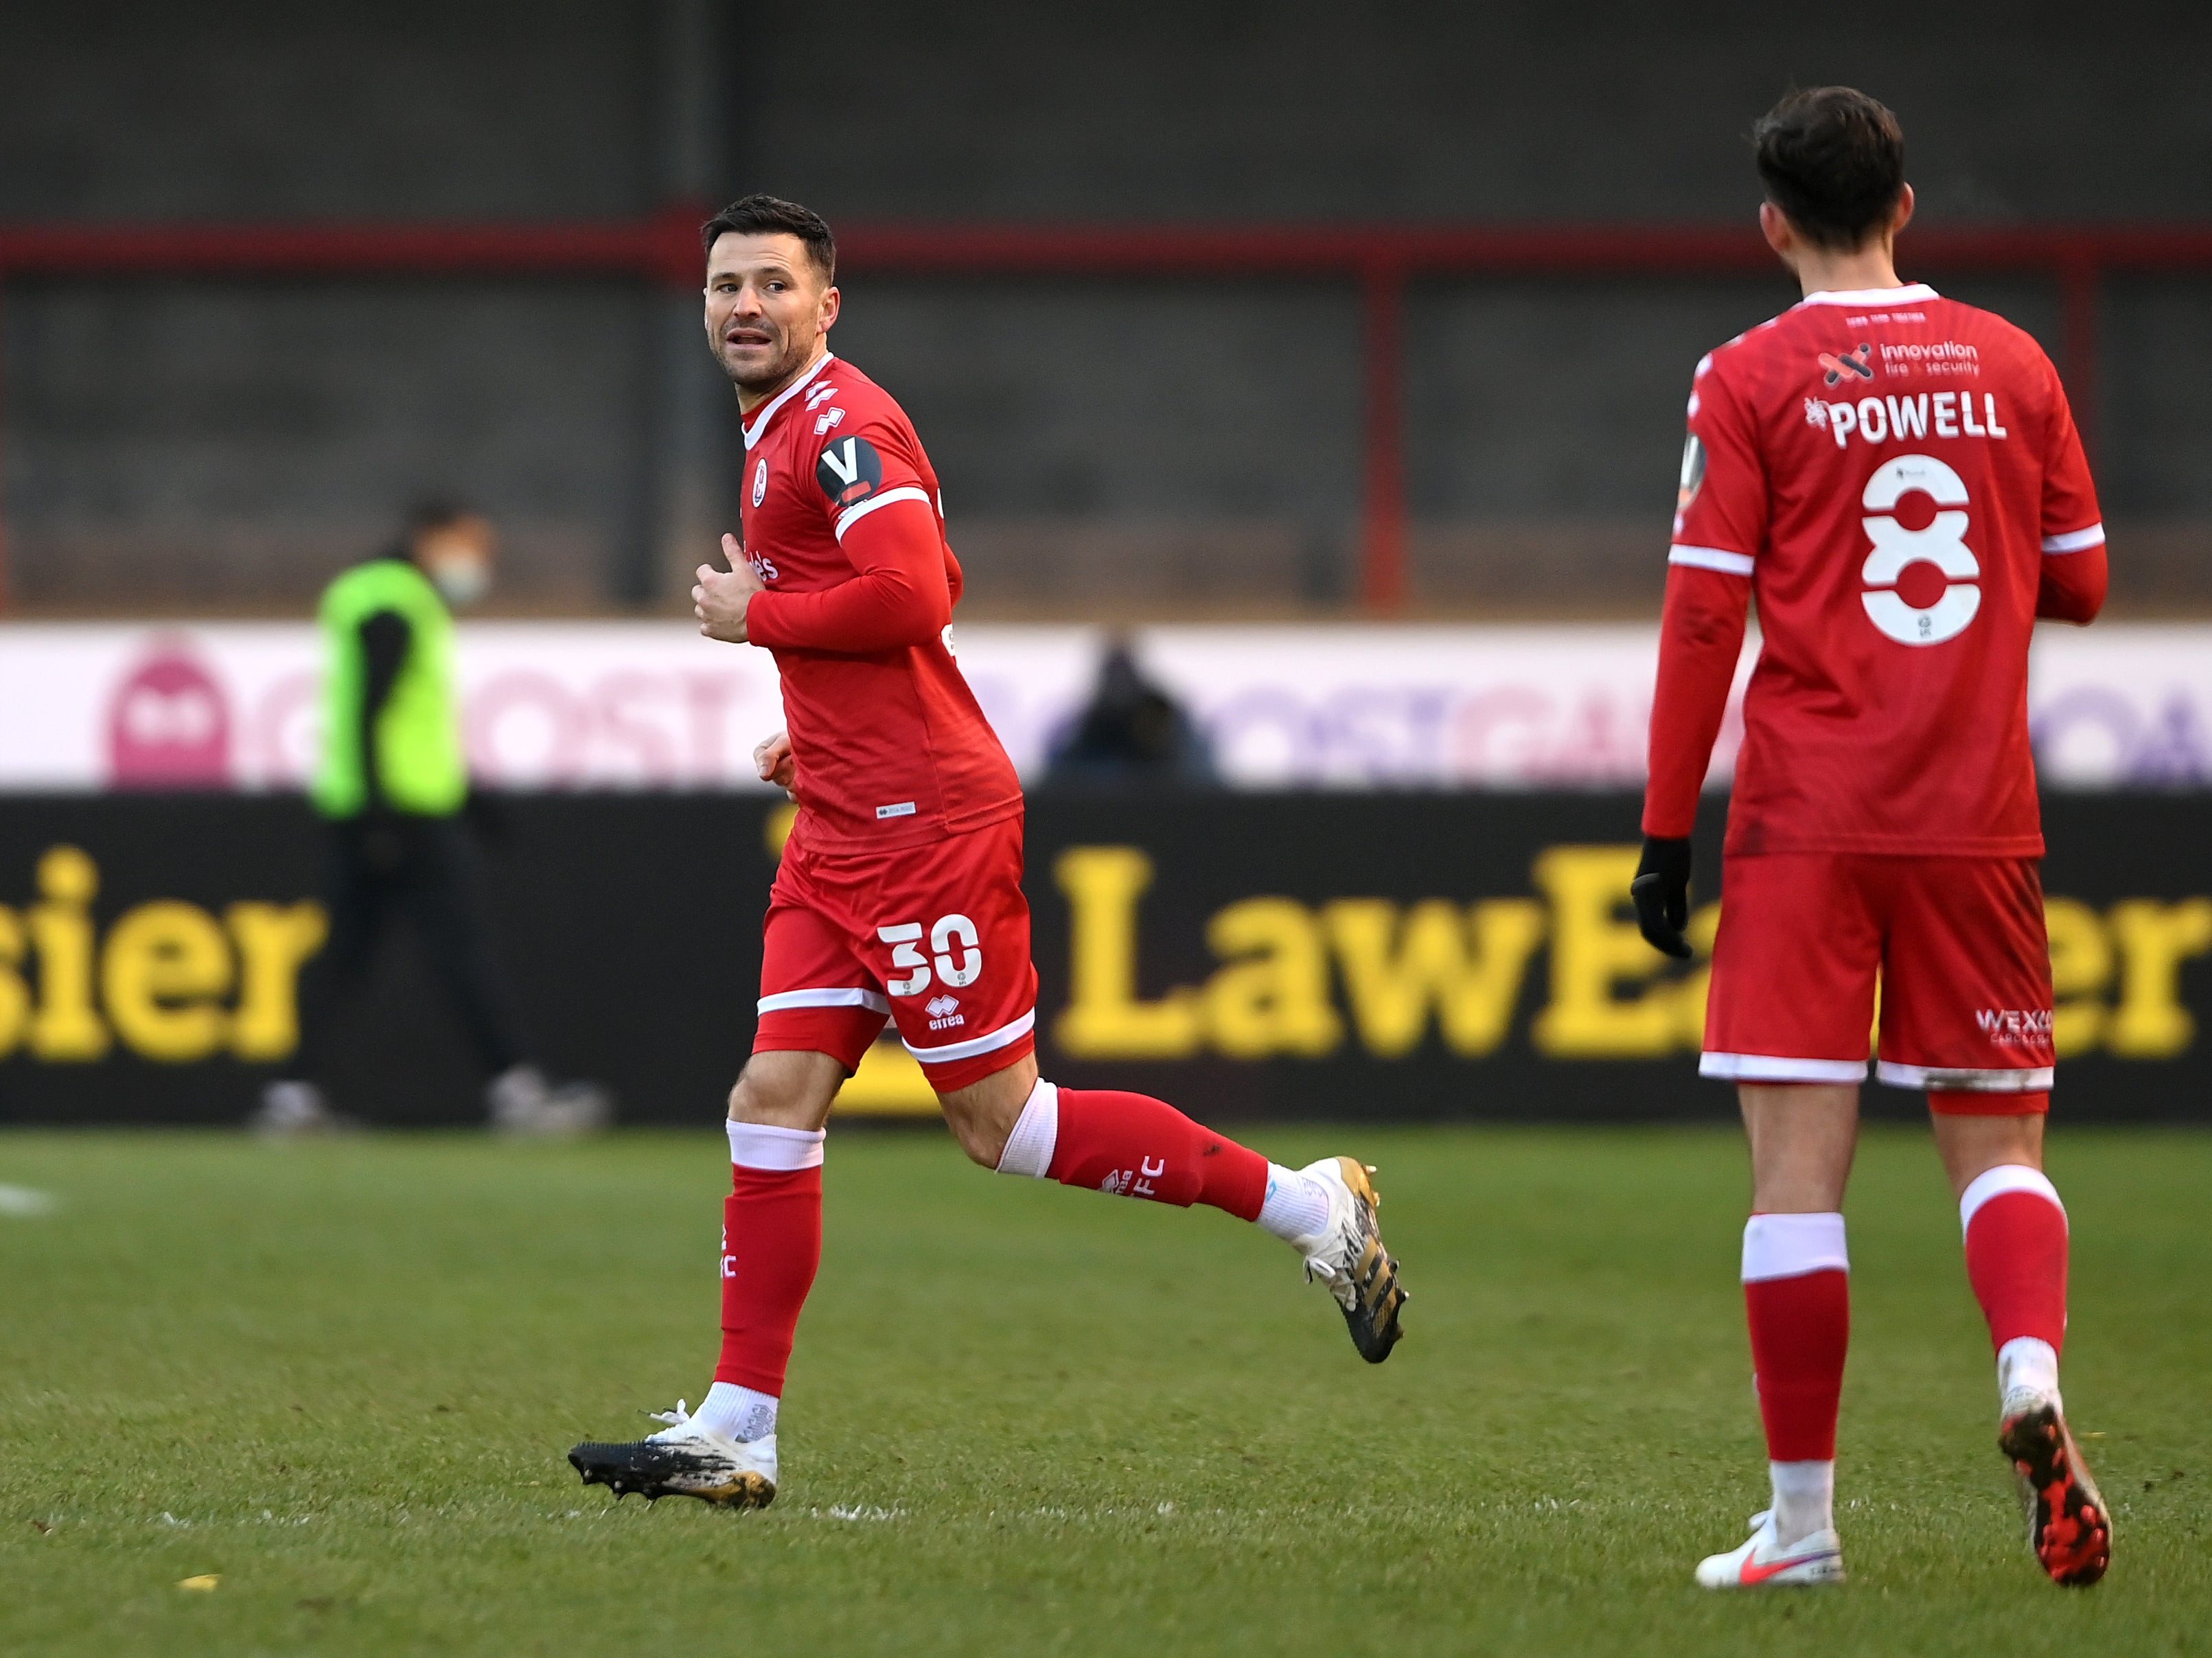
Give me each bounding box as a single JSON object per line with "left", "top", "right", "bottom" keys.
{"left": 292, "top": 813, "right": 529, "bottom": 1084}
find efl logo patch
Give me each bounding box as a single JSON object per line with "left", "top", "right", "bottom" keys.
{"left": 818, "top": 435, "right": 884, "bottom": 509}
{"left": 1677, "top": 433, "right": 1706, "bottom": 512}
{"left": 1819, "top": 343, "right": 1874, "bottom": 385}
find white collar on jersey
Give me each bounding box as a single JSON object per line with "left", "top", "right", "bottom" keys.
{"left": 1795, "top": 283, "right": 1939, "bottom": 308}
{"left": 741, "top": 352, "right": 838, "bottom": 450}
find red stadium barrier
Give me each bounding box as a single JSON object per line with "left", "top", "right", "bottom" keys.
{"left": 3, "top": 213, "right": 2211, "bottom": 612}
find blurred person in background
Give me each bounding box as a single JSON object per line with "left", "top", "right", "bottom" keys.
{"left": 251, "top": 501, "right": 612, "bottom": 1137}
{"left": 1043, "top": 638, "right": 1216, "bottom": 786}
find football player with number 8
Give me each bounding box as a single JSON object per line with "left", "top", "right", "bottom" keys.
{"left": 1632, "top": 89, "right": 2112, "bottom": 1591}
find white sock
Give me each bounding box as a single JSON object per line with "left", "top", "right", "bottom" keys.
{"left": 994, "top": 1079, "right": 1059, "bottom": 1179}
{"left": 1256, "top": 1163, "right": 1333, "bottom": 1246}
{"left": 726, "top": 1120, "right": 825, "bottom": 1171}
{"left": 1998, "top": 1335, "right": 2062, "bottom": 1407}
{"left": 1769, "top": 1459, "right": 1834, "bottom": 1547}
{"left": 695, "top": 1380, "right": 778, "bottom": 1443}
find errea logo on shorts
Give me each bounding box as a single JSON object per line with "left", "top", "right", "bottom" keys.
{"left": 1977, "top": 1008, "right": 2055, "bottom": 1047}
{"left": 924, "top": 993, "right": 965, "bottom": 1031}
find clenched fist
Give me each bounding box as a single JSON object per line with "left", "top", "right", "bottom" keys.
{"left": 695, "top": 533, "right": 763, "bottom": 643}
{"left": 754, "top": 729, "right": 796, "bottom": 797}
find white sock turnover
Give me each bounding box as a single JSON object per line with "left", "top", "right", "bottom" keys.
{"left": 695, "top": 1380, "right": 779, "bottom": 1444}
{"left": 1998, "top": 1335, "right": 2062, "bottom": 1407}
{"left": 994, "top": 1079, "right": 1059, "bottom": 1179}
{"left": 1769, "top": 1458, "right": 1835, "bottom": 1547}
{"left": 1256, "top": 1163, "right": 1333, "bottom": 1246}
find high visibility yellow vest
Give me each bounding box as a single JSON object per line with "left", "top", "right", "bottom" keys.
{"left": 310, "top": 559, "right": 467, "bottom": 818}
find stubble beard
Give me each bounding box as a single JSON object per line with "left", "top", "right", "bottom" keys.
{"left": 723, "top": 329, "right": 814, "bottom": 397}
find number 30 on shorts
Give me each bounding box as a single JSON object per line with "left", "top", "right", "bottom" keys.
{"left": 877, "top": 915, "right": 983, "bottom": 997}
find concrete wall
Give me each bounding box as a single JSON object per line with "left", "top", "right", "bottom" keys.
{"left": 1, "top": 2, "right": 2207, "bottom": 611}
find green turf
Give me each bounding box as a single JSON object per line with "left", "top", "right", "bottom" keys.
{"left": 0, "top": 1124, "right": 2205, "bottom": 1656}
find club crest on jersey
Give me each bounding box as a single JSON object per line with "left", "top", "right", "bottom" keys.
{"left": 1819, "top": 343, "right": 1875, "bottom": 385}
{"left": 752, "top": 458, "right": 768, "bottom": 507}
{"left": 818, "top": 435, "right": 885, "bottom": 509}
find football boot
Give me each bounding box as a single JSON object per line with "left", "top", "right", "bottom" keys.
{"left": 1291, "top": 1157, "right": 1408, "bottom": 1363}
{"left": 1695, "top": 1508, "right": 1846, "bottom": 1589}
{"left": 570, "top": 1401, "right": 776, "bottom": 1509}
{"left": 1999, "top": 1390, "right": 2111, "bottom": 1587}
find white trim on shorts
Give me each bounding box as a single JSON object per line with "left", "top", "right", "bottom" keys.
{"left": 1875, "top": 1061, "right": 2054, "bottom": 1092}
{"left": 1699, "top": 1051, "right": 1869, "bottom": 1084}
{"left": 903, "top": 1008, "right": 1036, "bottom": 1066}
{"left": 757, "top": 987, "right": 892, "bottom": 1016}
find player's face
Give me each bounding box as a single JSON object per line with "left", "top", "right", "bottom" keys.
{"left": 704, "top": 233, "right": 839, "bottom": 396}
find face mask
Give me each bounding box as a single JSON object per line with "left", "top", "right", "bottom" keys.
{"left": 428, "top": 556, "right": 489, "bottom": 607}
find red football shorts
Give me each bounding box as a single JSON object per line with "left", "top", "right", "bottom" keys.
{"left": 1702, "top": 853, "right": 2054, "bottom": 1107}
{"left": 753, "top": 816, "right": 1039, "bottom": 1093}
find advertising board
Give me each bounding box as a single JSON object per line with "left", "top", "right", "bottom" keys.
{"left": 0, "top": 793, "right": 2202, "bottom": 1127}
{"left": 3, "top": 621, "right": 2209, "bottom": 792}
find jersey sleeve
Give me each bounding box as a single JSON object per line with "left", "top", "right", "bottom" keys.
{"left": 2038, "top": 356, "right": 2104, "bottom": 556}
{"left": 1666, "top": 356, "right": 1767, "bottom": 577}
{"left": 809, "top": 408, "right": 935, "bottom": 546}
{"left": 745, "top": 405, "right": 950, "bottom": 654}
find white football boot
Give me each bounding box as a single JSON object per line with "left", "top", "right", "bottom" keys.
{"left": 488, "top": 1065, "right": 614, "bottom": 1137}
{"left": 569, "top": 1400, "right": 777, "bottom": 1509}
{"left": 1695, "top": 1508, "right": 1846, "bottom": 1588}
{"left": 1287, "top": 1157, "right": 1407, "bottom": 1363}
{"left": 249, "top": 1080, "right": 360, "bottom": 1137}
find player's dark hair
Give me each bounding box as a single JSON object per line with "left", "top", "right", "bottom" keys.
{"left": 1752, "top": 87, "right": 1906, "bottom": 251}
{"left": 700, "top": 194, "right": 837, "bottom": 284}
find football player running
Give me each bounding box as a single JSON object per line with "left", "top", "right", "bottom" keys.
{"left": 1633, "top": 90, "right": 2111, "bottom": 1589}
{"left": 568, "top": 196, "right": 1406, "bottom": 1511}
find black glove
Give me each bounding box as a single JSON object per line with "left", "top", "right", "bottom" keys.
{"left": 1630, "top": 836, "right": 1694, "bottom": 959}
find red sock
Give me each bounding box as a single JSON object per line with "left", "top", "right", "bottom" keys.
{"left": 1963, "top": 1184, "right": 2069, "bottom": 1356}
{"left": 713, "top": 1164, "right": 822, "bottom": 1394}
{"left": 1046, "top": 1088, "right": 1268, "bottom": 1220}
{"left": 1746, "top": 1271, "right": 1849, "bottom": 1461}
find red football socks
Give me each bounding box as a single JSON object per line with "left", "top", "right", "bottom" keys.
{"left": 1046, "top": 1087, "right": 1269, "bottom": 1221}
{"left": 1741, "top": 1213, "right": 1851, "bottom": 1464}
{"left": 713, "top": 1161, "right": 824, "bottom": 1396}
{"left": 1960, "top": 1168, "right": 2069, "bottom": 1356}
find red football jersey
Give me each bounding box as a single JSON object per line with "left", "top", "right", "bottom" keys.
{"left": 737, "top": 352, "right": 1021, "bottom": 852}
{"left": 1671, "top": 284, "right": 2104, "bottom": 856}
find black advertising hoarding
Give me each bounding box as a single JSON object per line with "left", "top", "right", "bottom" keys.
{"left": 0, "top": 792, "right": 2205, "bottom": 1126}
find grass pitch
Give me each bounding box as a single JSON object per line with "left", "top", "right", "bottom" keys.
{"left": 0, "top": 1124, "right": 2207, "bottom": 1657}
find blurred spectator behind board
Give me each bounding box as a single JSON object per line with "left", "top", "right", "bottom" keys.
{"left": 1044, "top": 641, "right": 1217, "bottom": 787}
{"left": 251, "top": 503, "right": 612, "bottom": 1137}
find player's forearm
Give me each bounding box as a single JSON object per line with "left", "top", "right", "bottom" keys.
{"left": 746, "top": 572, "right": 949, "bottom": 652}
{"left": 747, "top": 503, "right": 951, "bottom": 652}
{"left": 1642, "top": 566, "right": 1749, "bottom": 838}
{"left": 2036, "top": 540, "right": 2108, "bottom": 625}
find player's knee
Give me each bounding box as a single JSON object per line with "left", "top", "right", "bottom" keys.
{"left": 726, "top": 1050, "right": 840, "bottom": 1129}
